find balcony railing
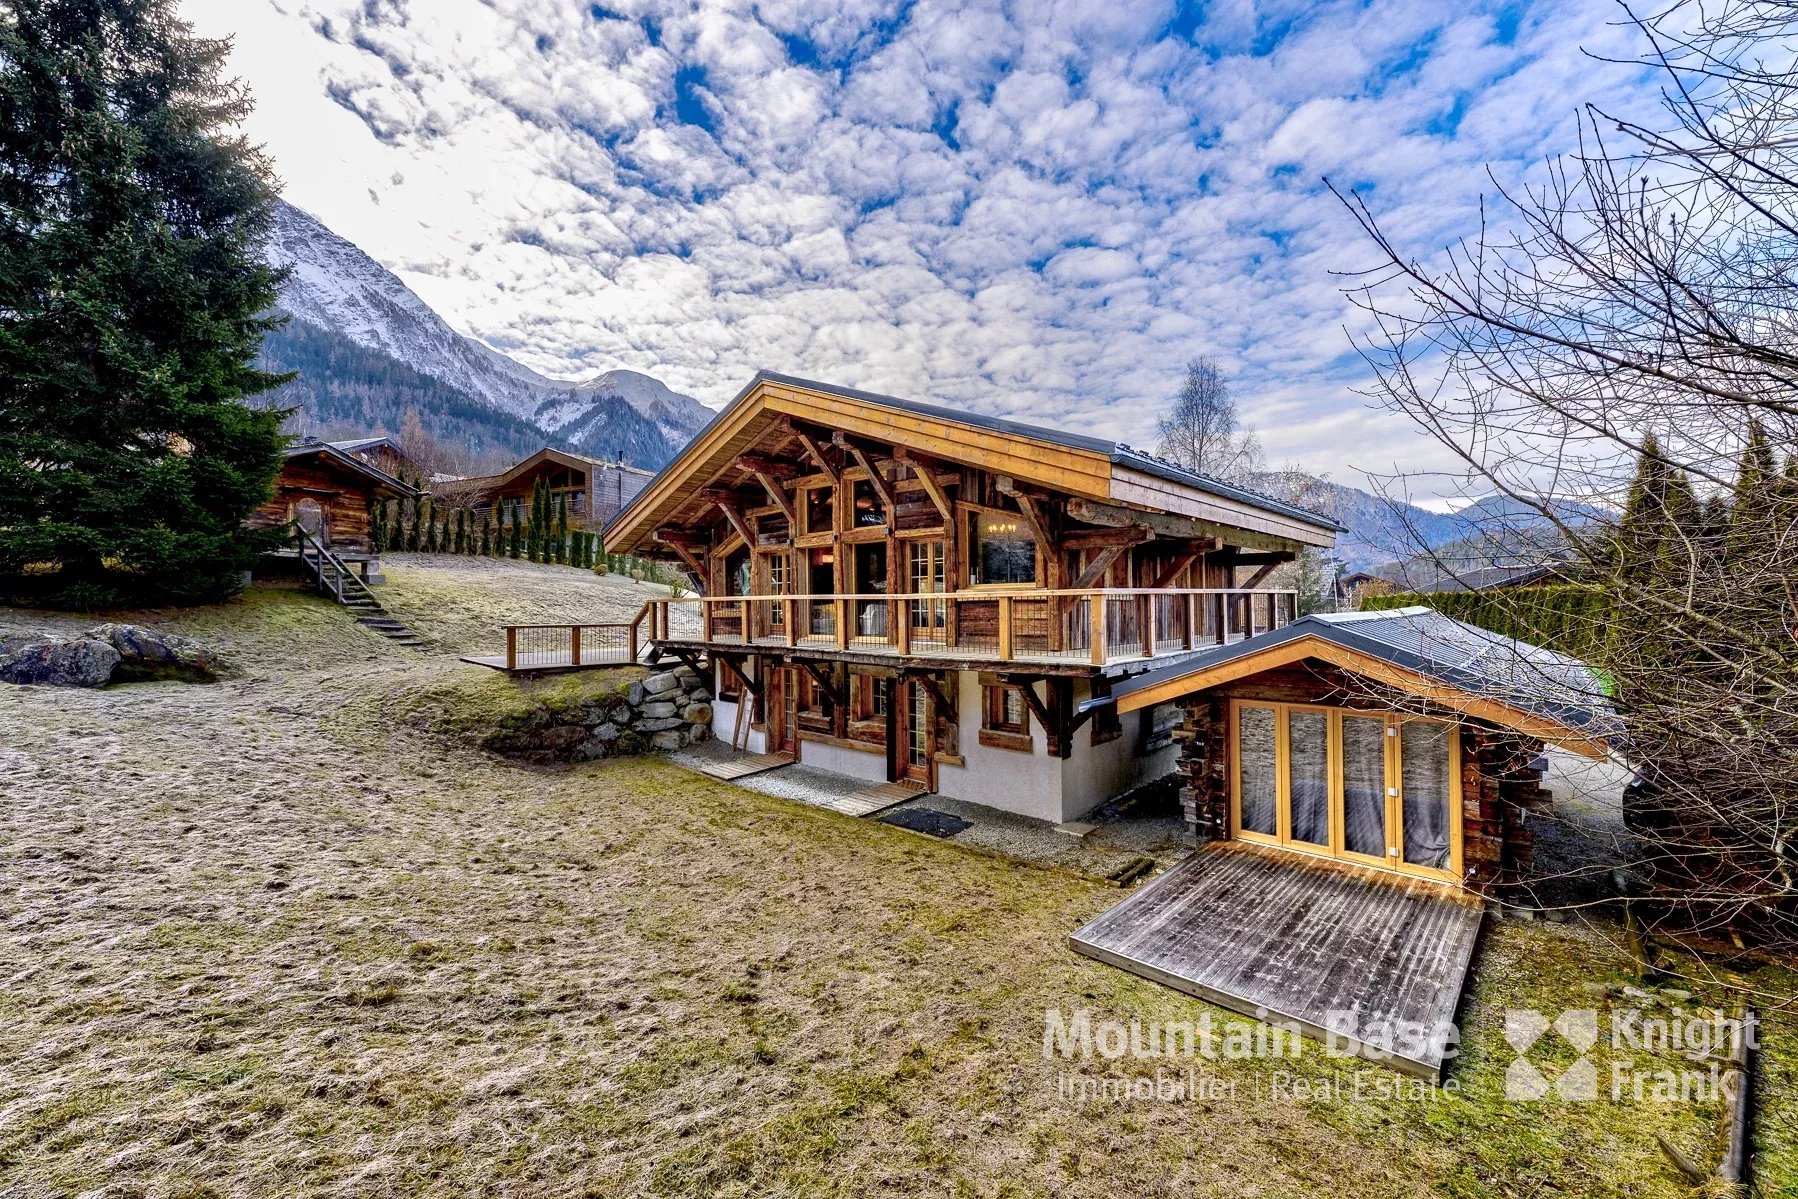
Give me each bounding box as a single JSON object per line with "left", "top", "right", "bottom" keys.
{"left": 641, "top": 588, "right": 1298, "bottom": 667}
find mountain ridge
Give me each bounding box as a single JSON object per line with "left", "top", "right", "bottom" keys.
{"left": 262, "top": 200, "right": 713, "bottom": 469}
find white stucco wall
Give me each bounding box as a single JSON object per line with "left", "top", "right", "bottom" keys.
{"left": 1056, "top": 696, "right": 1179, "bottom": 821}
{"left": 795, "top": 738, "right": 886, "bottom": 784}
{"left": 931, "top": 671, "right": 1065, "bottom": 822}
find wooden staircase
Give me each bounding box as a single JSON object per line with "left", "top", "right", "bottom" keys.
{"left": 297, "top": 532, "right": 425, "bottom": 649}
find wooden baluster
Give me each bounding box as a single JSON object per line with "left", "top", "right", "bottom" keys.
{"left": 1216, "top": 593, "right": 1227, "bottom": 645}
{"left": 570, "top": 624, "right": 581, "bottom": 667}
{"left": 834, "top": 598, "right": 849, "bottom": 650}
{"left": 506, "top": 626, "right": 517, "bottom": 671}
{"left": 1183, "top": 593, "right": 1196, "bottom": 650}
{"left": 998, "top": 595, "right": 1014, "bottom": 661}
{"left": 1139, "top": 594, "right": 1154, "bottom": 658}
{"left": 1089, "top": 594, "right": 1106, "bottom": 665}
{"left": 896, "top": 599, "right": 911, "bottom": 655}
{"left": 784, "top": 597, "right": 797, "bottom": 647}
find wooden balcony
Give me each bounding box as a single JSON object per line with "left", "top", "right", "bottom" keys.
{"left": 643, "top": 588, "right": 1299, "bottom": 669}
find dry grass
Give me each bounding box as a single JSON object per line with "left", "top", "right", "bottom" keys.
{"left": 0, "top": 557, "right": 1788, "bottom": 1198}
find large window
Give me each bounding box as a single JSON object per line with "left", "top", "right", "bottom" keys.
{"left": 1231, "top": 700, "right": 1460, "bottom": 882}
{"left": 804, "top": 486, "right": 834, "bottom": 536}
{"left": 852, "top": 478, "right": 885, "bottom": 526}
{"left": 968, "top": 509, "right": 1036, "bottom": 586}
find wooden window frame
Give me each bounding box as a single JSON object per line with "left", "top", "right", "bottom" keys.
{"left": 978, "top": 680, "right": 1034, "bottom": 753}
{"left": 1228, "top": 699, "right": 1463, "bottom": 885}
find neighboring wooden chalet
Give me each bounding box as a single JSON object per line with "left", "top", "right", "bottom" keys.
{"left": 249, "top": 439, "right": 418, "bottom": 576}
{"left": 604, "top": 371, "right": 1342, "bottom": 823}
{"left": 323, "top": 435, "right": 423, "bottom": 482}
{"left": 458, "top": 448, "right": 657, "bottom": 529}
{"left": 1411, "top": 562, "right": 1567, "bottom": 594}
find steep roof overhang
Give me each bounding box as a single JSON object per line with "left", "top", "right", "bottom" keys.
{"left": 1113, "top": 631, "right": 1611, "bottom": 759}
{"left": 283, "top": 442, "right": 418, "bottom": 500}
{"left": 604, "top": 372, "right": 1341, "bottom": 552}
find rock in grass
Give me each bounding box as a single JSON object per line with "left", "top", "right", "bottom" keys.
{"left": 0, "top": 635, "right": 119, "bottom": 687}
{"left": 86, "top": 623, "right": 220, "bottom": 682}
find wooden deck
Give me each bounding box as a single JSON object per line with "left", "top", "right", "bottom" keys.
{"left": 1070, "top": 842, "right": 1484, "bottom": 1080}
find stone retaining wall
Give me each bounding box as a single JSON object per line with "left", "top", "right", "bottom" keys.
{"left": 482, "top": 665, "right": 713, "bottom": 763}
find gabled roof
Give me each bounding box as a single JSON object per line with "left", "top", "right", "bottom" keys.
{"left": 462, "top": 447, "right": 656, "bottom": 493}
{"left": 1110, "top": 606, "right": 1615, "bottom": 757}
{"left": 605, "top": 371, "right": 1343, "bottom": 551}
{"left": 328, "top": 435, "right": 407, "bottom": 457}
{"left": 283, "top": 439, "right": 418, "bottom": 498}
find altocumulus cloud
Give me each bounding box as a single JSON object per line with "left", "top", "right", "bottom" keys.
{"left": 187, "top": 0, "right": 1661, "bottom": 494}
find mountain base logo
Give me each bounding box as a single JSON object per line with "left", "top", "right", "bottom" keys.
{"left": 1504, "top": 1007, "right": 1752, "bottom": 1103}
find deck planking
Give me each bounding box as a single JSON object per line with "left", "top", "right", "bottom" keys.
{"left": 698, "top": 751, "right": 796, "bottom": 781}
{"left": 1070, "top": 841, "right": 1483, "bottom": 1080}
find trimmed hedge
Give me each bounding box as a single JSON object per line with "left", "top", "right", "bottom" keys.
{"left": 1360, "top": 583, "right": 1614, "bottom": 664}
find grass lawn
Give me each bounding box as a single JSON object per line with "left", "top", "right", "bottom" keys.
{"left": 0, "top": 556, "right": 1790, "bottom": 1197}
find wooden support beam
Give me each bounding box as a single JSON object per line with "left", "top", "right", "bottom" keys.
{"left": 707, "top": 494, "right": 756, "bottom": 550}
{"left": 833, "top": 433, "right": 896, "bottom": 511}
{"left": 786, "top": 422, "right": 840, "bottom": 483}
{"left": 736, "top": 452, "right": 801, "bottom": 479}
{"left": 1001, "top": 675, "right": 1054, "bottom": 733}
{"left": 653, "top": 531, "right": 711, "bottom": 592}
{"left": 999, "top": 485, "right": 1053, "bottom": 560}
{"left": 1061, "top": 527, "right": 1155, "bottom": 551}
{"left": 749, "top": 469, "right": 795, "bottom": 522}
{"left": 798, "top": 659, "right": 847, "bottom": 710}
{"left": 1241, "top": 560, "right": 1285, "bottom": 588}
{"left": 1067, "top": 496, "right": 1302, "bottom": 551}
{"left": 716, "top": 654, "right": 762, "bottom": 699}
{"left": 892, "top": 448, "right": 955, "bottom": 522}
{"left": 1071, "top": 544, "right": 1128, "bottom": 590}
{"left": 907, "top": 670, "right": 958, "bottom": 726}
{"left": 1233, "top": 551, "right": 1296, "bottom": 567}
{"left": 1149, "top": 542, "right": 1212, "bottom": 589}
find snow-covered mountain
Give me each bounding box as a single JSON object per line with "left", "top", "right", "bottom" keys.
{"left": 265, "top": 201, "right": 712, "bottom": 466}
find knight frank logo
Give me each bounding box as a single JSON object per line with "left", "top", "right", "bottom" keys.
{"left": 1504, "top": 1008, "right": 1600, "bottom": 1101}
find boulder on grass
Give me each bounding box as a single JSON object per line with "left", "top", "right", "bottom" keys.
{"left": 0, "top": 635, "right": 119, "bottom": 687}
{"left": 85, "top": 623, "right": 220, "bottom": 682}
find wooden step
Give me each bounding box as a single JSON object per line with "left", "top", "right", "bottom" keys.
{"left": 699, "top": 751, "right": 796, "bottom": 781}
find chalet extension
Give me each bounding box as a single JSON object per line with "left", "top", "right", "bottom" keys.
{"left": 605, "top": 371, "right": 1340, "bottom": 823}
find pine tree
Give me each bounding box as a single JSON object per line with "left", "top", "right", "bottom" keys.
{"left": 0, "top": 0, "right": 291, "bottom": 605}
{"left": 1614, "top": 434, "right": 1671, "bottom": 584}
{"left": 554, "top": 494, "right": 569, "bottom": 564}
{"left": 480, "top": 510, "right": 492, "bottom": 557}
{"left": 508, "top": 517, "right": 521, "bottom": 559}
{"left": 1727, "top": 421, "right": 1778, "bottom": 568}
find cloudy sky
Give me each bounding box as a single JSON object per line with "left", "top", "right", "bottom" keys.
{"left": 184, "top": 0, "right": 1661, "bottom": 499}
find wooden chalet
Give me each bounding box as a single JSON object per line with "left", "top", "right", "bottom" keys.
{"left": 598, "top": 374, "right": 1618, "bottom": 1077}
{"left": 249, "top": 439, "right": 418, "bottom": 578}
{"left": 604, "top": 371, "right": 1341, "bottom": 823}
{"left": 458, "top": 448, "right": 656, "bottom": 529}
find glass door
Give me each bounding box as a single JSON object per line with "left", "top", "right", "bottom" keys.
{"left": 1338, "top": 714, "right": 1392, "bottom": 867}
{"left": 1231, "top": 701, "right": 1459, "bottom": 881}
{"left": 907, "top": 539, "right": 947, "bottom": 642}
